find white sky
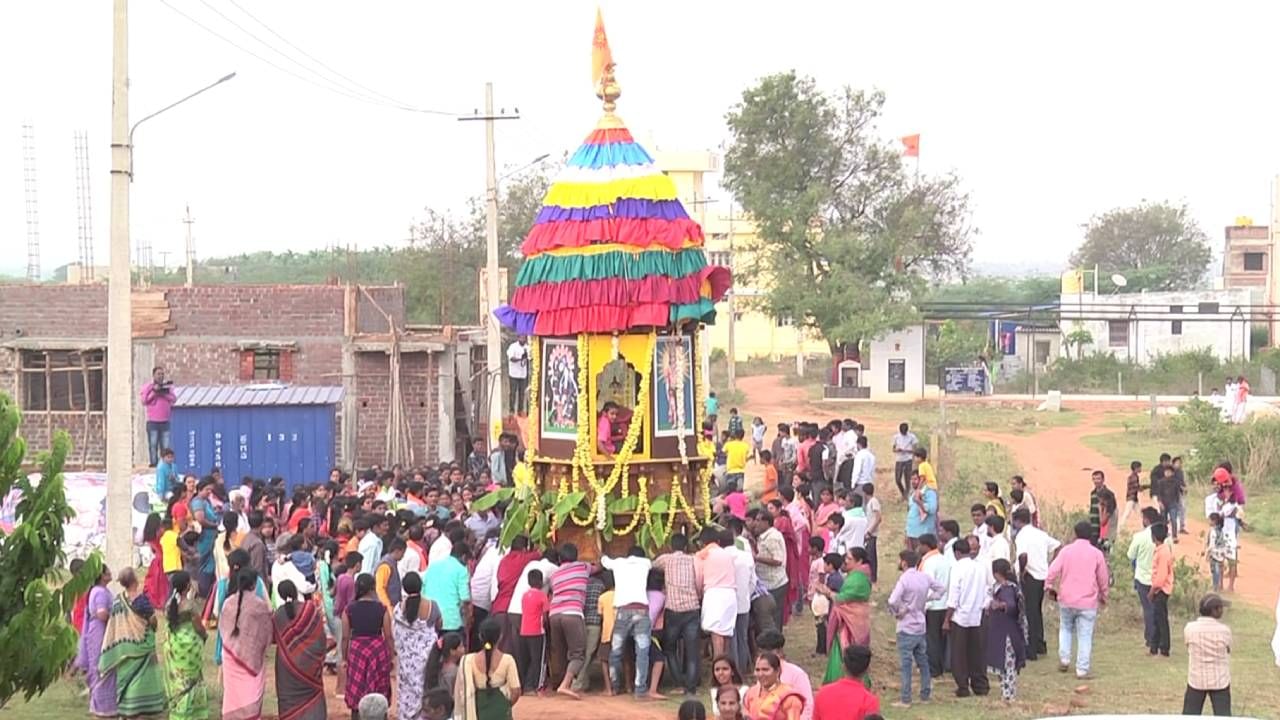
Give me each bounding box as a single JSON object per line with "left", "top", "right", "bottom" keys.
{"left": 3, "top": 0, "right": 1278, "bottom": 278}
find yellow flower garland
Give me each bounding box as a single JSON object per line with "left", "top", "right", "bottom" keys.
{"left": 526, "top": 336, "right": 541, "bottom": 453}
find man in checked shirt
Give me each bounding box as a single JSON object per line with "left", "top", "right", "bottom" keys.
{"left": 654, "top": 533, "right": 702, "bottom": 696}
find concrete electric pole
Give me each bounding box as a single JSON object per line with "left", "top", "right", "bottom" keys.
{"left": 459, "top": 83, "right": 518, "bottom": 442}
{"left": 184, "top": 205, "right": 196, "bottom": 287}
{"left": 105, "top": 0, "right": 133, "bottom": 576}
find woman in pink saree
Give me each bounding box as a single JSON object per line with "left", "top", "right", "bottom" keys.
{"left": 219, "top": 567, "right": 273, "bottom": 720}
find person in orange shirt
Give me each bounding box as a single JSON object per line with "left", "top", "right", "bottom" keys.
{"left": 760, "top": 450, "right": 780, "bottom": 504}
{"left": 1149, "top": 522, "right": 1174, "bottom": 657}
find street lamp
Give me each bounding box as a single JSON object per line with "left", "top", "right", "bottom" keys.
{"left": 129, "top": 72, "right": 237, "bottom": 178}
{"left": 105, "top": 0, "right": 234, "bottom": 580}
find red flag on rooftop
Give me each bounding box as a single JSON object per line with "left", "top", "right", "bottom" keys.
{"left": 900, "top": 133, "right": 920, "bottom": 158}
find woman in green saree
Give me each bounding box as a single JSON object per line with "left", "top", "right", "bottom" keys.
{"left": 99, "top": 567, "right": 167, "bottom": 718}
{"left": 816, "top": 548, "right": 873, "bottom": 685}
{"left": 164, "top": 571, "right": 209, "bottom": 720}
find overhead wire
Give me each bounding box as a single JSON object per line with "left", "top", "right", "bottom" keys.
{"left": 158, "top": 0, "right": 457, "bottom": 116}
{"left": 222, "top": 0, "right": 431, "bottom": 112}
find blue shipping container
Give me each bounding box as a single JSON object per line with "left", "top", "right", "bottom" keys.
{"left": 170, "top": 385, "right": 341, "bottom": 490}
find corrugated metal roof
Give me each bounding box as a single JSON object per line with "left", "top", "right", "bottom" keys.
{"left": 173, "top": 384, "right": 344, "bottom": 408}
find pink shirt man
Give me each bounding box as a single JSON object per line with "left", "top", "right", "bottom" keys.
{"left": 1045, "top": 537, "right": 1110, "bottom": 609}
{"left": 780, "top": 659, "right": 815, "bottom": 720}
{"left": 140, "top": 381, "right": 175, "bottom": 422}
{"left": 695, "top": 543, "right": 736, "bottom": 591}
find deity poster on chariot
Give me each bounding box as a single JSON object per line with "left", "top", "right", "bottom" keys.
{"left": 653, "top": 335, "right": 695, "bottom": 437}
{"left": 542, "top": 339, "right": 580, "bottom": 439}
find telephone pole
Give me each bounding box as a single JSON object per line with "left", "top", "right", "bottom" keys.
{"left": 459, "top": 83, "right": 519, "bottom": 441}
{"left": 183, "top": 205, "right": 196, "bottom": 287}
{"left": 105, "top": 0, "right": 133, "bottom": 577}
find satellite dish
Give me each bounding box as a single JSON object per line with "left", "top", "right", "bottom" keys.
{"left": 1111, "top": 274, "right": 1128, "bottom": 288}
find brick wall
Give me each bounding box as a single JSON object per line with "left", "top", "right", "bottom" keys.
{"left": 353, "top": 350, "right": 438, "bottom": 467}
{"left": 0, "top": 283, "right": 435, "bottom": 470}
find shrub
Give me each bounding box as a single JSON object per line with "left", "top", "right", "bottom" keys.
{"left": 1187, "top": 416, "right": 1280, "bottom": 488}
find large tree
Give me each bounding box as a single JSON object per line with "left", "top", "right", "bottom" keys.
{"left": 0, "top": 395, "right": 102, "bottom": 706}
{"left": 722, "top": 71, "right": 974, "bottom": 351}
{"left": 1070, "top": 201, "right": 1211, "bottom": 291}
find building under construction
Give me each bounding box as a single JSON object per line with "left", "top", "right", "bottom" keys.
{"left": 0, "top": 282, "right": 485, "bottom": 473}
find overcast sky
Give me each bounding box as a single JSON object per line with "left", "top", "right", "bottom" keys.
{"left": 3, "top": 0, "right": 1278, "bottom": 278}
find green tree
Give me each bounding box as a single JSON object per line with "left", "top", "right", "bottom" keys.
{"left": 1069, "top": 201, "right": 1211, "bottom": 290}
{"left": 722, "top": 72, "right": 974, "bottom": 351}
{"left": 0, "top": 394, "right": 102, "bottom": 705}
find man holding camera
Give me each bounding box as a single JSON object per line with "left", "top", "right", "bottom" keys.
{"left": 140, "top": 365, "right": 176, "bottom": 466}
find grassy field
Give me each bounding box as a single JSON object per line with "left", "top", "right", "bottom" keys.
{"left": 1080, "top": 428, "right": 1198, "bottom": 471}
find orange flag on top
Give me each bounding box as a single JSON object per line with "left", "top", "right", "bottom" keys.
{"left": 591, "top": 8, "right": 614, "bottom": 90}
{"left": 900, "top": 134, "right": 920, "bottom": 157}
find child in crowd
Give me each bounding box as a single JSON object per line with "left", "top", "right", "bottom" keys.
{"left": 727, "top": 408, "right": 743, "bottom": 436}
{"left": 759, "top": 450, "right": 779, "bottom": 505}
{"left": 1205, "top": 513, "right": 1236, "bottom": 593}
{"left": 717, "top": 483, "right": 748, "bottom": 521}
{"left": 750, "top": 416, "right": 767, "bottom": 463}
{"left": 518, "top": 569, "right": 549, "bottom": 692}
{"left": 597, "top": 572, "right": 616, "bottom": 695}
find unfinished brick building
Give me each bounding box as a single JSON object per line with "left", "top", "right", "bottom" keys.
{"left": 0, "top": 283, "right": 475, "bottom": 473}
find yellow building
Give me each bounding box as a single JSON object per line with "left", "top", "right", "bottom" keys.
{"left": 655, "top": 151, "right": 830, "bottom": 362}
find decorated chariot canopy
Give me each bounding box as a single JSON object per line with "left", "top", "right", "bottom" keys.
{"left": 493, "top": 28, "right": 731, "bottom": 337}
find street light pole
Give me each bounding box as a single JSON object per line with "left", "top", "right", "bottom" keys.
{"left": 105, "top": 0, "right": 132, "bottom": 577}
{"left": 105, "top": 0, "right": 235, "bottom": 574}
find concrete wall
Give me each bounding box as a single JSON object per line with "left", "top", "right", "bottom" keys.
{"left": 867, "top": 325, "right": 926, "bottom": 401}
{"left": 1058, "top": 289, "right": 1253, "bottom": 364}
{"left": 0, "top": 283, "right": 441, "bottom": 471}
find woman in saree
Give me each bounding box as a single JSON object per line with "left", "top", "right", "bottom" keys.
{"left": 203, "top": 548, "right": 270, "bottom": 666}
{"left": 190, "top": 477, "right": 221, "bottom": 597}
{"left": 164, "top": 571, "right": 208, "bottom": 720}
{"left": 769, "top": 496, "right": 810, "bottom": 619}
{"left": 141, "top": 513, "right": 169, "bottom": 610}
{"left": 99, "top": 567, "right": 167, "bottom": 718}
{"left": 76, "top": 565, "right": 115, "bottom": 718}
{"left": 742, "top": 652, "right": 805, "bottom": 720}
{"left": 213, "top": 511, "right": 244, "bottom": 581}
{"left": 219, "top": 567, "right": 273, "bottom": 720}
{"left": 817, "top": 548, "right": 872, "bottom": 685}
{"left": 273, "top": 580, "right": 328, "bottom": 720}
{"left": 393, "top": 572, "right": 442, "bottom": 720}
{"left": 453, "top": 617, "right": 521, "bottom": 720}
{"left": 985, "top": 559, "right": 1027, "bottom": 703}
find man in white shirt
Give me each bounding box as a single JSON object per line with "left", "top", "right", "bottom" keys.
{"left": 944, "top": 537, "right": 990, "bottom": 697}
{"left": 827, "top": 497, "right": 868, "bottom": 554}
{"left": 1012, "top": 507, "right": 1059, "bottom": 660}
{"left": 725, "top": 532, "right": 757, "bottom": 672}
{"left": 506, "top": 336, "right": 529, "bottom": 414}
{"left": 862, "top": 484, "right": 883, "bottom": 583}
{"left": 470, "top": 534, "right": 502, "bottom": 642}
{"left": 749, "top": 508, "right": 789, "bottom": 632}
{"left": 833, "top": 419, "right": 859, "bottom": 487}
{"left": 429, "top": 526, "right": 463, "bottom": 565}
{"left": 918, "top": 532, "right": 952, "bottom": 679}
{"left": 892, "top": 422, "right": 919, "bottom": 500}
{"left": 968, "top": 504, "right": 993, "bottom": 559}
{"left": 602, "top": 548, "right": 655, "bottom": 697}
{"left": 509, "top": 550, "right": 560, "bottom": 645}
{"left": 983, "top": 515, "right": 1012, "bottom": 584}
{"left": 851, "top": 435, "right": 876, "bottom": 493}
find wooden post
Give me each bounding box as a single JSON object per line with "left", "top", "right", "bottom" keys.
{"left": 80, "top": 352, "right": 92, "bottom": 468}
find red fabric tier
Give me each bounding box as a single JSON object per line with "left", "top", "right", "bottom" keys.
{"left": 531, "top": 302, "right": 670, "bottom": 335}
{"left": 582, "top": 127, "right": 637, "bottom": 145}
{"left": 520, "top": 217, "right": 704, "bottom": 255}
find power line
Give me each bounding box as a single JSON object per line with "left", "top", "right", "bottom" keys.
{"left": 222, "top": 0, "right": 427, "bottom": 111}
{"left": 192, "top": 0, "right": 390, "bottom": 107}
{"left": 158, "top": 0, "right": 456, "bottom": 115}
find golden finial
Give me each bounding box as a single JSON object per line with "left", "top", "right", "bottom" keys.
{"left": 597, "top": 64, "right": 620, "bottom": 113}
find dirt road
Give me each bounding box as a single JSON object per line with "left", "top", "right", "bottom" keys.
{"left": 735, "top": 375, "right": 1280, "bottom": 609}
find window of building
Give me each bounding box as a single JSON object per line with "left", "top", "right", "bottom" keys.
{"left": 252, "top": 349, "right": 281, "bottom": 380}
{"left": 1244, "top": 252, "right": 1265, "bottom": 271}
{"left": 19, "top": 349, "right": 105, "bottom": 412}
{"left": 1169, "top": 305, "right": 1182, "bottom": 335}
{"left": 707, "top": 250, "right": 732, "bottom": 267}
{"left": 1108, "top": 320, "right": 1129, "bottom": 348}
{"left": 1034, "top": 340, "right": 1051, "bottom": 365}
{"left": 775, "top": 314, "right": 795, "bottom": 327}
{"left": 1198, "top": 302, "right": 1219, "bottom": 314}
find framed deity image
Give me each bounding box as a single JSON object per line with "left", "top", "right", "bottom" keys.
{"left": 541, "top": 339, "right": 580, "bottom": 439}
{"left": 653, "top": 335, "right": 695, "bottom": 437}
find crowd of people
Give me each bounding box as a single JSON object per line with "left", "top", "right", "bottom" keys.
{"left": 64, "top": 409, "right": 1260, "bottom": 720}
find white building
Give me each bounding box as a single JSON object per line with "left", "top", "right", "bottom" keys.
{"left": 1058, "top": 289, "right": 1253, "bottom": 364}
{"left": 865, "top": 326, "right": 928, "bottom": 400}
